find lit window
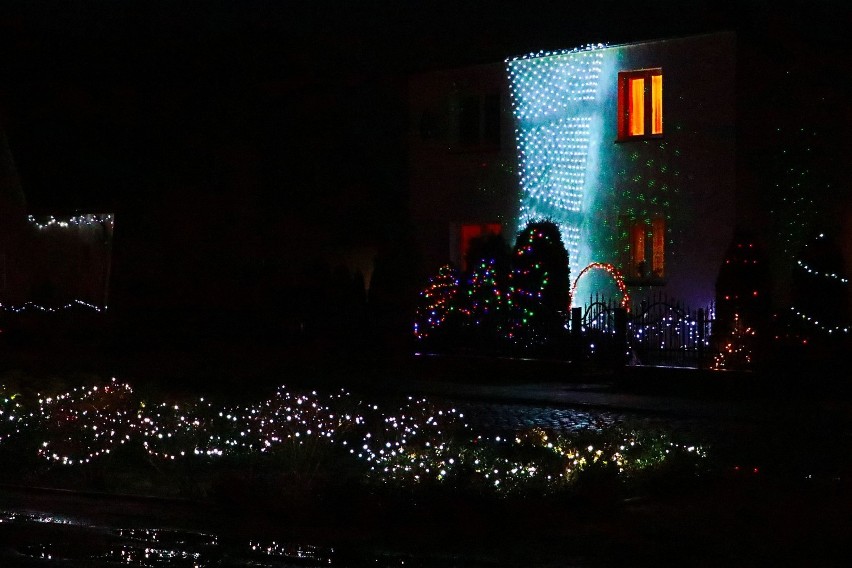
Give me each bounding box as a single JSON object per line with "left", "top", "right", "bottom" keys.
{"left": 623, "top": 217, "right": 665, "bottom": 281}
{"left": 629, "top": 77, "right": 645, "bottom": 136}
{"left": 459, "top": 223, "right": 502, "bottom": 271}
{"left": 617, "top": 69, "right": 663, "bottom": 140}
{"left": 651, "top": 217, "right": 665, "bottom": 277}
{"left": 631, "top": 223, "right": 647, "bottom": 276}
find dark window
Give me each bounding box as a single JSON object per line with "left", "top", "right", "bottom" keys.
{"left": 456, "top": 92, "right": 501, "bottom": 149}
{"left": 459, "top": 95, "right": 480, "bottom": 146}
{"left": 459, "top": 223, "right": 502, "bottom": 271}
{"left": 483, "top": 93, "right": 501, "bottom": 147}
{"left": 419, "top": 109, "right": 437, "bottom": 140}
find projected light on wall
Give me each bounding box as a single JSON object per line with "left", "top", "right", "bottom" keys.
{"left": 508, "top": 45, "right": 605, "bottom": 281}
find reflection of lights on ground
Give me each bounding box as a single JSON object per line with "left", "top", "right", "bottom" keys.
{"left": 105, "top": 545, "right": 204, "bottom": 566}
{"left": 248, "top": 540, "right": 333, "bottom": 563}
{"left": 117, "top": 528, "right": 219, "bottom": 548}
{"left": 0, "top": 511, "right": 77, "bottom": 525}
{"left": 0, "top": 380, "right": 707, "bottom": 494}
{"left": 20, "top": 541, "right": 211, "bottom": 567}
{"left": 4, "top": 510, "right": 416, "bottom": 567}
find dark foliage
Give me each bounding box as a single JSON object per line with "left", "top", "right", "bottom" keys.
{"left": 415, "top": 220, "right": 571, "bottom": 357}
{"left": 715, "top": 229, "right": 770, "bottom": 334}
{"left": 508, "top": 221, "right": 570, "bottom": 350}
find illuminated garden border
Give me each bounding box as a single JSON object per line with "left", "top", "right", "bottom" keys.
{"left": 0, "top": 379, "right": 706, "bottom": 495}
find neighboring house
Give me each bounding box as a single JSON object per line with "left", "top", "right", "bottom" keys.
{"left": 409, "top": 32, "right": 746, "bottom": 310}
{"left": 0, "top": 127, "right": 113, "bottom": 311}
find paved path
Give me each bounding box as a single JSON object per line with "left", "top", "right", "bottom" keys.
{"left": 386, "top": 378, "right": 852, "bottom": 424}
{"left": 378, "top": 377, "right": 852, "bottom": 479}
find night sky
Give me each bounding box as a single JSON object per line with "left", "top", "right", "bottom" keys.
{"left": 0, "top": 0, "right": 847, "bottom": 318}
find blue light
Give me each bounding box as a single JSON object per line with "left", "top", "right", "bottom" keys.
{"left": 508, "top": 47, "right": 605, "bottom": 281}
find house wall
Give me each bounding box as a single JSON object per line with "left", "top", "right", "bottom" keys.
{"left": 0, "top": 126, "right": 29, "bottom": 304}
{"left": 2, "top": 119, "right": 113, "bottom": 308}
{"left": 23, "top": 215, "right": 114, "bottom": 307}
{"left": 410, "top": 32, "right": 737, "bottom": 309}
{"left": 408, "top": 63, "right": 519, "bottom": 277}
{"left": 595, "top": 32, "right": 736, "bottom": 308}
{"left": 509, "top": 32, "right": 736, "bottom": 309}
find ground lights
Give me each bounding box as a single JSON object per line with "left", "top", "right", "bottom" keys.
{"left": 0, "top": 379, "right": 706, "bottom": 495}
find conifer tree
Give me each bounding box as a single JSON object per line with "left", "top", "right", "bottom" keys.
{"left": 507, "top": 220, "right": 570, "bottom": 347}
{"left": 460, "top": 234, "right": 511, "bottom": 348}
{"left": 414, "top": 264, "right": 460, "bottom": 342}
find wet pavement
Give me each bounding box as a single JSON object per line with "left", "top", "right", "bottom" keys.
{"left": 0, "top": 486, "right": 592, "bottom": 567}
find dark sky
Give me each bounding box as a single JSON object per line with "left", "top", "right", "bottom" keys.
{"left": 0, "top": 0, "right": 847, "bottom": 234}
{"left": 0, "top": 0, "right": 846, "bottom": 317}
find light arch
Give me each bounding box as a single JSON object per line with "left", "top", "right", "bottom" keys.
{"left": 569, "top": 262, "right": 631, "bottom": 311}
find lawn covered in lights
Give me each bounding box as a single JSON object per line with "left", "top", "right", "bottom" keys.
{"left": 0, "top": 378, "right": 708, "bottom": 498}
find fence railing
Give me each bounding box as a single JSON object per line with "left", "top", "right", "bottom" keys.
{"left": 573, "top": 293, "right": 715, "bottom": 369}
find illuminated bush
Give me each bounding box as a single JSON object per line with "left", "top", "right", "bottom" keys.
{"left": 0, "top": 379, "right": 709, "bottom": 499}
{"left": 414, "top": 221, "right": 571, "bottom": 353}
{"left": 507, "top": 220, "right": 570, "bottom": 348}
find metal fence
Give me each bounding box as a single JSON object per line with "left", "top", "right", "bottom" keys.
{"left": 573, "top": 293, "right": 715, "bottom": 369}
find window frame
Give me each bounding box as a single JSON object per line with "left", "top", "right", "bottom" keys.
{"left": 620, "top": 215, "right": 666, "bottom": 285}
{"left": 457, "top": 223, "right": 502, "bottom": 271}
{"left": 617, "top": 68, "right": 663, "bottom": 141}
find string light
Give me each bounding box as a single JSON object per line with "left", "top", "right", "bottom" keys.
{"left": 27, "top": 214, "right": 114, "bottom": 231}
{"left": 506, "top": 43, "right": 609, "bottom": 62}
{"left": 789, "top": 306, "right": 850, "bottom": 335}
{"left": 415, "top": 222, "right": 569, "bottom": 347}
{"left": 0, "top": 379, "right": 706, "bottom": 495}
{"left": 570, "top": 262, "right": 630, "bottom": 310}
{"left": 0, "top": 299, "right": 106, "bottom": 313}
{"left": 0, "top": 214, "right": 113, "bottom": 314}
{"left": 505, "top": 222, "right": 569, "bottom": 346}
{"left": 789, "top": 232, "right": 850, "bottom": 335}
{"left": 414, "top": 264, "right": 459, "bottom": 339}
{"left": 462, "top": 257, "right": 508, "bottom": 326}
{"left": 796, "top": 259, "right": 849, "bottom": 284}
{"left": 712, "top": 312, "right": 756, "bottom": 369}
{"left": 508, "top": 46, "right": 605, "bottom": 280}
{"left": 795, "top": 234, "right": 849, "bottom": 284}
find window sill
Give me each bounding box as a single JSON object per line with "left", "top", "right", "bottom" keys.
{"left": 615, "top": 134, "right": 664, "bottom": 143}
{"left": 623, "top": 276, "right": 667, "bottom": 287}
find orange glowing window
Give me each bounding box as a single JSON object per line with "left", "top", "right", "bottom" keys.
{"left": 626, "top": 217, "right": 665, "bottom": 280}
{"left": 651, "top": 217, "right": 665, "bottom": 277}
{"left": 651, "top": 74, "right": 663, "bottom": 134}
{"left": 618, "top": 69, "right": 663, "bottom": 140}
{"left": 459, "top": 223, "right": 502, "bottom": 271}
{"left": 631, "top": 223, "right": 646, "bottom": 266}
{"left": 629, "top": 78, "right": 645, "bottom": 136}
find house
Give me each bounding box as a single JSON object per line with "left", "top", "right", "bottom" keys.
{"left": 410, "top": 31, "right": 743, "bottom": 312}
{"left": 0, "top": 127, "right": 113, "bottom": 313}
{"left": 409, "top": 29, "right": 852, "bottom": 325}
